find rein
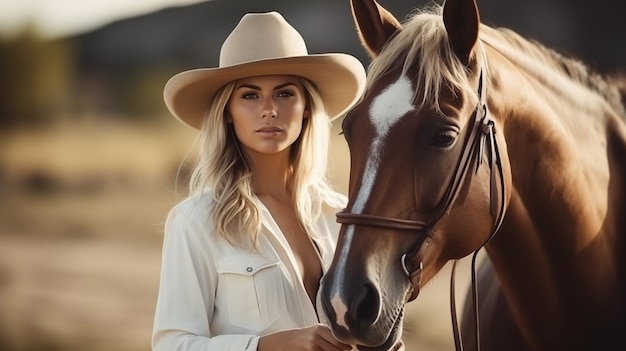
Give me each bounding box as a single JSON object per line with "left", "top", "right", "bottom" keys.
{"left": 336, "top": 53, "right": 507, "bottom": 351}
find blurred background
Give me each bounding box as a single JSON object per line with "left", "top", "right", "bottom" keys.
{"left": 0, "top": 0, "right": 623, "bottom": 350}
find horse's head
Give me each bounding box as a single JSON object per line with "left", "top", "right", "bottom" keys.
{"left": 320, "top": 0, "right": 511, "bottom": 349}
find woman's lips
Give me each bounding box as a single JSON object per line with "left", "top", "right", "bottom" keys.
{"left": 255, "top": 126, "right": 283, "bottom": 136}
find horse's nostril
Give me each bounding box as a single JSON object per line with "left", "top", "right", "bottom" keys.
{"left": 349, "top": 282, "right": 380, "bottom": 329}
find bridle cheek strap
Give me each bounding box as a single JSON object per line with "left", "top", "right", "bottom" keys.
{"left": 449, "top": 105, "right": 507, "bottom": 351}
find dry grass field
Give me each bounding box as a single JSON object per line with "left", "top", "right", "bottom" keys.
{"left": 0, "top": 120, "right": 478, "bottom": 350}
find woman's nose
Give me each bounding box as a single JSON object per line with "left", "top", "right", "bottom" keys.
{"left": 261, "top": 99, "right": 277, "bottom": 119}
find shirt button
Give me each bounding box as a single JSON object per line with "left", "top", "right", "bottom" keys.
{"left": 246, "top": 267, "right": 253, "bottom": 272}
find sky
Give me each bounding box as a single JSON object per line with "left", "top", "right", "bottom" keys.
{"left": 0, "top": 0, "right": 207, "bottom": 39}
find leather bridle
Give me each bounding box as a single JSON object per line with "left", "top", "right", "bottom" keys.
{"left": 336, "top": 53, "right": 507, "bottom": 351}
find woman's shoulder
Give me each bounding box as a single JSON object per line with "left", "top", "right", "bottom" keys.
{"left": 165, "top": 192, "right": 217, "bottom": 233}
{"left": 171, "top": 191, "right": 215, "bottom": 212}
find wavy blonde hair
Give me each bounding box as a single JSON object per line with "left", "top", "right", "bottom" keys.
{"left": 187, "top": 78, "right": 345, "bottom": 247}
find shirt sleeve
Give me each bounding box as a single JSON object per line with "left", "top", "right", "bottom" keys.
{"left": 151, "top": 200, "right": 261, "bottom": 351}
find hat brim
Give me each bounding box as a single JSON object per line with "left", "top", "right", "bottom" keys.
{"left": 163, "top": 53, "right": 366, "bottom": 129}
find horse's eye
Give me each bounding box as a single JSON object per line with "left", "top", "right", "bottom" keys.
{"left": 430, "top": 129, "right": 458, "bottom": 147}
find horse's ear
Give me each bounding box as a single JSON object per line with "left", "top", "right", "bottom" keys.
{"left": 351, "top": 0, "right": 402, "bottom": 58}
{"left": 442, "top": 0, "right": 480, "bottom": 65}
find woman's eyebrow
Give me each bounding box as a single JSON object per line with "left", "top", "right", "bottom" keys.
{"left": 273, "top": 82, "right": 297, "bottom": 90}
{"left": 235, "top": 82, "right": 297, "bottom": 91}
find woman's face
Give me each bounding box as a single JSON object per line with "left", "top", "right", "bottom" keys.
{"left": 227, "top": 75, "right": 308, "bottom": 157}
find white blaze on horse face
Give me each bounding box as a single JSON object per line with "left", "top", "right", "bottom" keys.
{"left": 369, "top": 75, "right": 416, "bottom": 137}
{"left": 351, "top": 74, "right": 415, "bottom": 213}
{"left": 329, "top": 75, "right": 415, "bottom": 331}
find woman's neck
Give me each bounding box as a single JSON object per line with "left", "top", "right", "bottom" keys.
{"left": 246, "top": 149, "right": 293, "bottom": 199}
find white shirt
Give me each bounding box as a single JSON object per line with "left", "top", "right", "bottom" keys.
{"left": 152, "top": 191, "right": 345, "bottom": 351}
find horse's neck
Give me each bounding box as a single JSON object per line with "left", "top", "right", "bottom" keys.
{"left": 487, "top": 46, "right": 626, "bottom": 239}
{"left": 492, "top": 61, "right": 625, "bottom": 242}
{"left": 484, "top": 51, "right": 626, "bottom": 346}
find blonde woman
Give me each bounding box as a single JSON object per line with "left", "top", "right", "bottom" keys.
{"left": 152, "top": 12, "right": 366, "bottom": 351}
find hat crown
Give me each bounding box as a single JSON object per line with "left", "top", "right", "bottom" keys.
{"left": 219, "top": 12, "right": 309, "bottom": 67}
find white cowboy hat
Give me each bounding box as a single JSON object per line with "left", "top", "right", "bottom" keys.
{"left": 164, "top": 11, "right": 367, "bottom": 129}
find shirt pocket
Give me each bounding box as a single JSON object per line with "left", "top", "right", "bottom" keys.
{"left": 217, "top": 254, "right": 287, "bottom": 331}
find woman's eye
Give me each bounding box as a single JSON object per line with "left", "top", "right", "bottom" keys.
{"left": 241, "top": 90, "right": 259, "bottom": 100}
{"left": 277, "top": 90, "right": 294, "bottom": 98}
{"left": 430, "top": 129, "right": 458, "bottom": 147}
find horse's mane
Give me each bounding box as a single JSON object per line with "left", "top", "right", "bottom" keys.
{"left": 367, "top": 4, "right": 626, "bottom": 118}
{"left": 480, "top": 26, "right": 626, "bottom": 117}
{"left": 609, "top": 74, "right": 626, "bottom": 113}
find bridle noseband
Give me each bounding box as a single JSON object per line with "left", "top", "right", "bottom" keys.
{"left": 335, "top": 54, "right": 507, "bottom": 351}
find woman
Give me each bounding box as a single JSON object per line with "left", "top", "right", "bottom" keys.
{"left": 152, "top": 11, "right": 366, "bottom": 351}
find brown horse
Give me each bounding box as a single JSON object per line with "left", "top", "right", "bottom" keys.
{"left": 319, "top": 0, "right": 626, "bottom": 350}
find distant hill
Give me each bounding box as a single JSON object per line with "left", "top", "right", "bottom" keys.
{"left": 74, "top": 0, "right": 411, "bottom": 72}
{"left": 75, "top": 0, "right": 625, "bottom": 74}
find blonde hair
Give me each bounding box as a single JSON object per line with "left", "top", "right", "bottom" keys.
{"left": 188, "top": 78, "right": 344, "bottom": 247}
{"left": 367, "top": 4, "right": 479, "bottom": 115}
